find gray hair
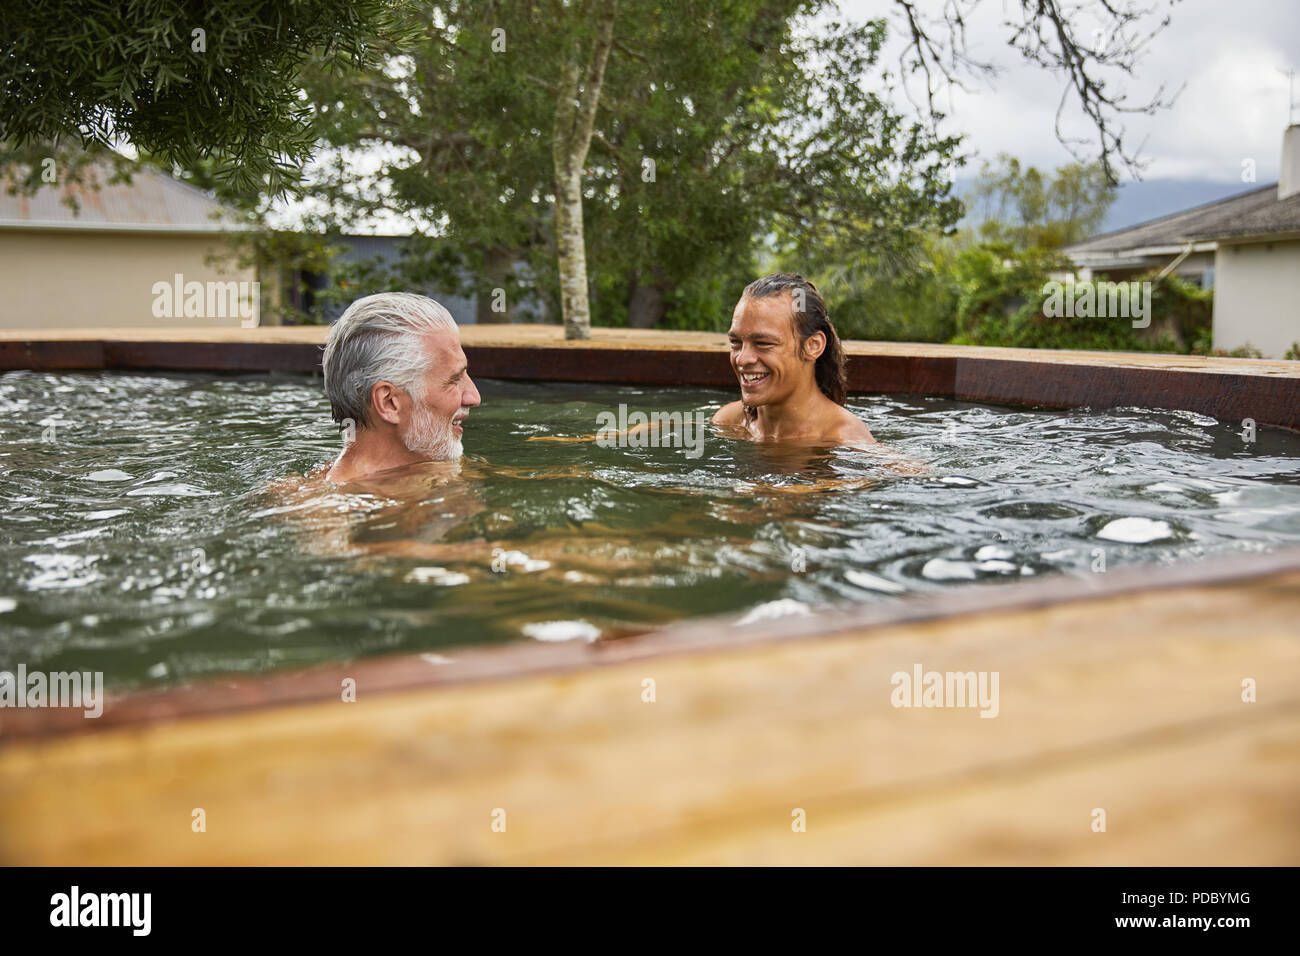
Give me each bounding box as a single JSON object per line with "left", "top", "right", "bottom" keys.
{"left": 322, "top": 293, "right": 457, "bottom": 429}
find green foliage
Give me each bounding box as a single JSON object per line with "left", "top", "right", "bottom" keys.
{"left": 0, "top": 0, "right": 401, "bottom": 193}
{"left": 798, "top": 234, "right": 961, "bottom": 343}
{"left": 951, "top": 249, "right": 1214, "bottom": 353}
{"left": 967, "top": 154, "right": 1117, "bottom": 249}
{"left": 709, "top": 14, "right": 964, "bottom": 313}
{"left": 777, "top": 145, "right": 1121, "bottom": 346}
{"left": 805, "top": 145, "right": 1210, "bottom": 354}
{"left": 1190, "top": 337, "right": 1265, "bottom": 359}
{"left": 951, "top": 245, "right": 1073, "bottom": 340}
{"left": 299, "top": 1, "right": 568, "bottom": 322}
{"left": 1283, "top": 343, "right": 1300, "bottom": 361}
{"left": 3, "top": 1, "right": 1180, "bottom": 356}
{"left": 297, "top": 1, "right": 963, "bottom": 329}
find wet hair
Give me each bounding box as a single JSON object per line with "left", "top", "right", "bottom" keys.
{"left": 322, "top": 292, "right": 457, "bottom": 429}
{"left": 739, "top": 273, "right": 847, "bottom": 409}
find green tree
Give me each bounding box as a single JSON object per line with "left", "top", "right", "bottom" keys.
{"left": 300, "top": 3, "right": 558, "bottom": 325}
{"left": 550, "top": 0, "right": 617, "bottom": 339}
{"left": 300, "top": 2, "right": 962, "bottom": 334}
{"left": 2, "top": 1, "right": 1177, "bottom": 341}
{"left": 596, "top": 11, "right": 963, "bottom": 330}
{"left": 0, "top": 0, "right": 399, "bottom": 193}
{"left": 808, "top": 233, "right": 963, "bottom": 343}
{"left": 968, "top": 154, "right": 1117, "bottom": 249}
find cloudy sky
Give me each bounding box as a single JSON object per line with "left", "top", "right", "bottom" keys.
{"left": 842, "top": 0, "right": 1300, "bottom": 184}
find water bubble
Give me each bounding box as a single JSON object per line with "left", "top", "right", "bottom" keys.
{"left": 522, "top": 620, "right": 600, "bottom": 642}
{"left": 844, "top": 569, "right": 905, "bottom": 593}
{"left": 1096, "top": 517, "right": 1174, "bottom": 544}
{"left": 734, "top": 598, "right": 812, "bottom": 625}
{"left": 921, "top": 558, "right": 977, "bottom": 581}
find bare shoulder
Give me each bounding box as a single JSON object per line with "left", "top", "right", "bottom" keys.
{"left": 832, "top": 405, "right": 875, "bottom": 444}
{"left": 712, "top": 400, "right": 747, "bottom": 425}
{"left": 259, "top": 465, "right": 328, "bottom": 507}
{"left": 262, "top": 471, "right": 311, "bottom": 498}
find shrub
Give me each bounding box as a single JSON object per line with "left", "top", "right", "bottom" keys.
{"left": 950, "top": 245, "right": 1211, "bottom": 353}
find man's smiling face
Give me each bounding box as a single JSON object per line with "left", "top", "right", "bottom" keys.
{"left": 400, "top": 328, "right": 481, "bottom": 460}
{"left": 727, "top": 293, "right": 815, "bottom": 407}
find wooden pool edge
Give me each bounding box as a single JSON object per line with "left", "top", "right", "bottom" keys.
{"left": 4, "top": 545, "right": 1299, "bottom": 744}
{"left": 1, "top": 326, "right": 1298, "bottom": 429}
{"left": 3, "top": 548, "right": 1298, "bottom": 864}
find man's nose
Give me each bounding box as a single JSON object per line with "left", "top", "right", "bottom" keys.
{"left": 735, "top": 343, "right": 757, "bottom": 367}
{"left": 462, "top": 375, "right": 482, "bottom": 408}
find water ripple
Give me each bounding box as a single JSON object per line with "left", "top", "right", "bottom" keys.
{"left": 1, "top": 370, "right": 1298, "bottom": 689}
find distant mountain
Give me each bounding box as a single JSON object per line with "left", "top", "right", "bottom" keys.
{"left": 1100, "top": 179, "right": 1266, "bottom": 233}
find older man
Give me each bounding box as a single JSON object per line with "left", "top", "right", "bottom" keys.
{"left": 322, "top": 292, "right": 481, "bottom": 483}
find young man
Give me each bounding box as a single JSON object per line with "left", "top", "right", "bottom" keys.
{"left": 321, "top": 292, "right": 482, "bottom": 483}
{"left": 713, "top": 274, "right": 874, "bottom": 445}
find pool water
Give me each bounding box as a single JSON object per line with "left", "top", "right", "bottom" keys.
{"left": 2, "top": 370, "right": 1299, "bottom": 689}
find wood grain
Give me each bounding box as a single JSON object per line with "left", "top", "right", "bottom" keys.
{"left": 2, "top": 567, "right": 1296, "bottom": 865}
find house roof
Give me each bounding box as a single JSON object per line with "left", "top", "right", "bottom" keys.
{"left": 1185, "top": 190, "right": 1300, "bottom": 241}
{"left": 0, "top": 162, "right": 245, "bottom": 234}
{"left": 1063, "top": 185, "right": 1294, "bottom": 260}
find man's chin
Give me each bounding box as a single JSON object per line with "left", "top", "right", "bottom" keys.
{"left": 416, "top": 446, "right": 462, "bottom": 463}
{"left": 400, "top": 437, "right": 462, "bottom": 462}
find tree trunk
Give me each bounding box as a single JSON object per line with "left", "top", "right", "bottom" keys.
{"left": 551, "top": 0, "right": 617, "bottom": 341}
{"left": 627, "top": 278, "right": 666, "bottom": 329}
{"left": 475, "top": 245, "right": 514, "bottom": 324}
{"left": 553, "top": 152, "right": 591, "bottom": 338}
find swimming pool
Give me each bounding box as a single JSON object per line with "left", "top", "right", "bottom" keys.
{"left": 2, "top": 369, "right": 1299, "bottom": 689}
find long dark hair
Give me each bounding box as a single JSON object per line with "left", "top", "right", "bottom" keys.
{"left": 740, "top": 273, "right": 847, "bottom": 410}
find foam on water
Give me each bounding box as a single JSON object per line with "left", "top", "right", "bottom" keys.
{"left": 1096, "top": 516, "right": 1175, "bottom": 543}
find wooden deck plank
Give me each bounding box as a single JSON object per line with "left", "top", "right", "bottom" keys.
{"left": 563, "top": 711, "right": 1300, "bottom": 866}
{"left": 2, "top": 568, "right": 1296, "bottom": 865}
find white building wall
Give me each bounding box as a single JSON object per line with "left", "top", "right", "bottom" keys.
{"left": 0, "top": 230, "right": 257, "bottom": 329}
{"left": 1211, "top": 239, "right": 1300, "bottom": 358}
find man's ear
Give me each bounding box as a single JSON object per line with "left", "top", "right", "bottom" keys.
{"left": 370, "top": 381, "right": 405, "bottom": 426}
{"left": 801, "top": 331, "right": 826, "bottom": 362}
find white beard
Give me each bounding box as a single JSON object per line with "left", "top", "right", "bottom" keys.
{"left": 402, "top": 400, "right": 463, "bottom": 461}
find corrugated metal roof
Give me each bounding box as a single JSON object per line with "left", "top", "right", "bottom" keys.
{"left": 0, "top": 163, "right": 244, "bottom": 233}
{"left": 1063, "top": 184, "right": 1300, "bottom": 255}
